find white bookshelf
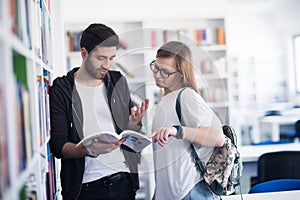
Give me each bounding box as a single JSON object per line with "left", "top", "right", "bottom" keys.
{"left": 65, "top": 18, "right": 230, "bottom": 120}
{"left": 0, "top": 0, "right": 64, "bottom": 199}
{"left": 142, "top": 18, "right": 229, "bottom": 124}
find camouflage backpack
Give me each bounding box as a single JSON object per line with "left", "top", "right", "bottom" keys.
{"left": 176, "top": 88, "right": 243, "bottom": 196}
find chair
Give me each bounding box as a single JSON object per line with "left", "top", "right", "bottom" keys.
{"left": 249, "top": 179, "right": 300, "bottom": 193}
{"left": 295, "top": 120, "right": 300, "bottom": 142}
{"left": 256, "top": 151, "right": 300, "bottom": 184}
{"left": 280, "top": 119, "right": 300, "bottom": 142}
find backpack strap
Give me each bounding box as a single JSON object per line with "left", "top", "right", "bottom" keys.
{"left": 175, "top": 87, "right": 205, "bottom": 174}
{"left": 176, "top": 88, "right": 243, "bottom": 199}
{"left": 175, "top": 88, "right": 185, "bottom": 122}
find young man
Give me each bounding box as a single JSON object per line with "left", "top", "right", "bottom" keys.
{"left": 49, "top": 23, "right": 149, "bottom": 200}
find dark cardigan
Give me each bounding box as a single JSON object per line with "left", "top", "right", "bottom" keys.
{"left": 49, "top": 67, "right": 140, "bottom": 199}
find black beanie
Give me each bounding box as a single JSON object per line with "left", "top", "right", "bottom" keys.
{"left": 80, "top": 23, "right": 119, "bottom": 53}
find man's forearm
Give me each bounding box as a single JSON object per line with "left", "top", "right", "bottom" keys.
{"left": 62, "top": 142, "right": 87, "bottom": 158}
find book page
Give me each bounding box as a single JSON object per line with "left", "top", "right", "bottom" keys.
{"left": 76, "top": 131, "right": 121, "bottom": 148}
{"left": 121, "top": 130, "right": 152, "bottom": 152}
{"left": 75, "top": 130, "right": 152, "bottom": 152}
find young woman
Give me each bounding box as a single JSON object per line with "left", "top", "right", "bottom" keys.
{"left": 149, "top": 41, "right": 225, "bottom": 200}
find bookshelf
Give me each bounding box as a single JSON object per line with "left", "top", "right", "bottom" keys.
{"left": 143, "top": 18, "right": 229, "bottom": 124}
{"left": 0, "top": 0, "right": 64, "bottom": 199}
{"left": 65, "top": 19, "right": 229, "bottom": 121}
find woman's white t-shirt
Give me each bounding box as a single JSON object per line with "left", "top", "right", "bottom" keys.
{"left": 151, "top": 87, "right": 221, "bottom": 200}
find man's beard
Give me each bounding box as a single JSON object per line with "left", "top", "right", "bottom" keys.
{"left": 85, "top": 59, "right": 107, "bottom": 80}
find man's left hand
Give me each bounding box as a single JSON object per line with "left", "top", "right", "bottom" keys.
{"left": 130, "top": 98, "right": 150, "bottom": 126}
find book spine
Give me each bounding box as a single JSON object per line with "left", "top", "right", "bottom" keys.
{"left": 151, "top": 30, "right": 156, "bottom": 48}
{"left": 163, "top": 30, "right": 169, "bottom": 43}
{"left": 0, "top": 85, "right": 10, "bottom": 195}
{"left": 218, "top": 27, "right": 225, "bottom": 45}
{"left": 195, "top": 29, "right": 202, "bottom": 45}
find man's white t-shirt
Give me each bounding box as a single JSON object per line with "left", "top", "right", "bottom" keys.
{"left": 75, "top": 81, "right": 129, "bottom": 184}
{"left": 151, "top": 87, "right": 221, "bottom": 200}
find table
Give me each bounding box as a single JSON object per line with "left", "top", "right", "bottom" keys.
{"left": 240, "top": 142, "right": 300, "bottom": 163}
{"left": 260, "top": 115, "right": 300, "bottom": 141}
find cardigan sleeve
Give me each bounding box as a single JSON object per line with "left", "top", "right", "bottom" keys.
{"left": 49, "top": 83, "right": 71, "bottom": 158}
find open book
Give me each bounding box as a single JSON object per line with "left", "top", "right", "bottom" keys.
{"left": 76, "top": 130, "right": 152, "bottom": 152}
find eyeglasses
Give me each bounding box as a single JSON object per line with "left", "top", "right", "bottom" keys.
{"left": 149, "top": 60, "right": 178, "bottom": 78}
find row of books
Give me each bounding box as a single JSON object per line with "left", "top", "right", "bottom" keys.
{"left": 40, "top": 0, "right": 53, "bottom": 66}
{"left": 11, "top": 53, "right": 56, "bottom": 199}
{"left": 19, "top": 173, "right": 37, "bottom": 200}
{"left": 13, "top": 52, "right": 33, "bottom": 173}
{"left": 9, "top": 0, "right": 53, "bottom": 66}
{"left": 200, "top": 57, "right": 227, "bottom": 76}
{"left": 0, "top": 85, "right": 10, "bottom": 199}
{"left": 66, "top": 31, "right": 129, "bottom": 52}
{"left": 46, "top": 143, "right": 58, "bottom": 200}
{"left": 3, "top": 0, "right": 59, "bottom": 199}
{"left": 37, "top": 70, "right": 51, "bottom": 147}
{"left": 19, "top": 145, "right": 57, "bottom": 200}
{"left": 9, "top": 0, "right": 32, "bottom": 49}
{"left": 66, "top": 26, "right": 225, "bottom": 52}
{"left": 67, "top": 31, "right": 82, "bottom": 52}
{"left": 150, "top": 27, "right": 226, "bottom": 48}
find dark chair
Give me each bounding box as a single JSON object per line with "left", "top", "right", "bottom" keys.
{"left": 256, "top": 151, "right": 300, "bottom": 184}
{"left": 281, "top": 119, "right": 300, "bottom": 142}
{"left": 249, "top": 179, "right": 300, "bottom": 193}
{"left": 295, "top": 120, "right": 300, "bottom": 141}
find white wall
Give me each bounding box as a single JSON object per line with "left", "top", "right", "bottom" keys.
{"left": 61, "top": 0, "right": 227, "bottom": 23}
{"left": 226, "top": 0, "right": 300, "bottom": 105}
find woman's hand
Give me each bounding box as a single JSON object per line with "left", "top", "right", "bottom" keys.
{"left": 148, "top": 127, "right": 177, "bottom": 147}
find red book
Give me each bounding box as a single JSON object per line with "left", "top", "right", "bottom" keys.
{"left": 195, "top": 29, "right": 202, "bottom": 45}
{"left": 68, "top": 32, "right": 74, "bottom": 52}
{"left": 163, "top": 30, "right": 169, "bottom": 43}
{"left": 151, "top": 31, "right": 156, "bottom": 48}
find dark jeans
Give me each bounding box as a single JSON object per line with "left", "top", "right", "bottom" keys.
{"left": 78, "top": 172, "right": 136, "bottom": 200}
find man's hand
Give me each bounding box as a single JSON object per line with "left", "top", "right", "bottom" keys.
{"left": 130, "top": 98, "right": 150, "bottom": 126}
{"left": 87, "top": 137, "right": 126, "bottom": 156}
